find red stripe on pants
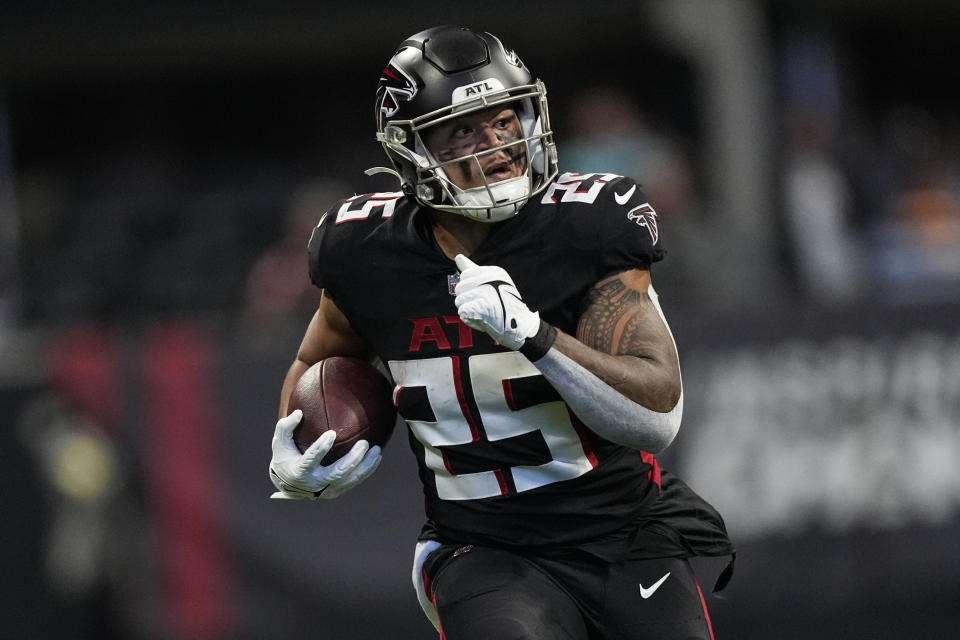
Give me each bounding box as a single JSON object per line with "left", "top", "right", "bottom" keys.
{"left": 694, "top": 575, "right": 715, "bottom": 640}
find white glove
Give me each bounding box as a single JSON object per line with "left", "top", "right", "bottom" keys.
{"left": 269, "top": 409, "right": 382, "bottom": 500}
{"left": 454, "top": 254, "right": 541, "bottom": 350}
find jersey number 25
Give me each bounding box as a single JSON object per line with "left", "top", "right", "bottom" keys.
{"left": 389, "top": 351, "right": 597, "bottom": 501}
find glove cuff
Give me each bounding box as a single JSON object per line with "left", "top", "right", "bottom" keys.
{"left": 518, "top": 321, "right": 557, "bottom": 361}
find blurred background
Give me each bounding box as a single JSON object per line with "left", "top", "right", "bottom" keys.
{"left": 1, "top": 1, "right": 959, "bottom": 638}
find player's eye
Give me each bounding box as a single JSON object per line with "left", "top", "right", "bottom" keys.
{"left": 452, "top": 125, "right": 474, "bottom": 138}
{"left": 493, "top": 110, "right": 517, "bottom": 126}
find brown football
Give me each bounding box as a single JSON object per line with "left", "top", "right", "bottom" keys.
{"left": 288, "top": 356, "right": 397, "bottom": 466}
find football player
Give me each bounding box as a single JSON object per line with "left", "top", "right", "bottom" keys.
{"left": 268, "top": 25, "right": 734, "bottom": 640}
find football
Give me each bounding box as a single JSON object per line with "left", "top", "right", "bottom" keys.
{"left": 288, "top": 356, "right": 397, "bottom": 466}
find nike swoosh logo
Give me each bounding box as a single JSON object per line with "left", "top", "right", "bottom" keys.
{"left": 639, "top": 572, "right": 671, "bottom": 599}
{"left": 500, "top": 287, "right": 523, "bottom": 304}
{"left": 614, "top": 184, "right": 636, "bottom": 205}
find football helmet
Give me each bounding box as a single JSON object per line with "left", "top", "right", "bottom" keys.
{"left": 374, "top": 26, "right": 558, "bottom": 222}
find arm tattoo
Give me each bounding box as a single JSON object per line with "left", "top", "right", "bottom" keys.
{"left": 576, "top": 276, "right": 671, "bottom": 359}
{"left": 557, "top": 273, "right": 681, "bottom": 412}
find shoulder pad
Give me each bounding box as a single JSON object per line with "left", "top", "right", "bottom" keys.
{"left": 539, "top": 172, "right": 662, "bottom": 268}
{"left": 539, "top": 172, "right": 626, "bottom": 206}
{"left": 307, "top": 191, "right": 406, "bottom": 289}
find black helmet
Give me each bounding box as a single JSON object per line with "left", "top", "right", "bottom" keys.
{"left": 374, "top": 26, "right": 558, "bottom": 222}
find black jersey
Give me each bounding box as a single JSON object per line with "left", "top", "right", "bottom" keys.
{"left": 308, "top": 172, "right": 726, "bottom": 559}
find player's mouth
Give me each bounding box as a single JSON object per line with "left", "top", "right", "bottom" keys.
{"left": 483, "top": 159, "right": 517, "bottom": 182}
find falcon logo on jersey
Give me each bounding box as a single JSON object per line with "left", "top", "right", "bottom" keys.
{"left": 627, "top": 203, "right": 659, "bottom": 244}
{"left": 376, "top": 62, "right": 418, "bottom": 129}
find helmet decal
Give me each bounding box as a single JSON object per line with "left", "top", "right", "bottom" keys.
{"left": 503, "top": 47, "right": 523, "bottom": 69}
{"left": 376, "top": 61, "right": 418, "bottom": 129}
{"left": 451, "top": 78, "right": 506, "bottom": 105}
{"left": 488, "top": 33, "right": 524, "bottom": 69}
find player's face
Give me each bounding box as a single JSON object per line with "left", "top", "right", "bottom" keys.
{"left": 423, "top": 105, "right": 528, "bottom": 190}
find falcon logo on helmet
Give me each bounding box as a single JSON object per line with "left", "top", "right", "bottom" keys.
{"left": 375, "top": 62, "right": 418, "bottom": 130}
{"left": 502, "top": 46, "right": 523, "bottom": 69}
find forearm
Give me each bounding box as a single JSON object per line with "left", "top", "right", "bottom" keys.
{"left": 550, "top": 330, "right": 681, "bottom": 412}
{"left": 530, "top": 278, "right": 683, "bottom": 452}
{"left": 531, "top": 334, "right": 682, "bottom": 453}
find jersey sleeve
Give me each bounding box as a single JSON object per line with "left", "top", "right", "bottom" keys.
{"left": 307, "top": 199, "right": 347, "bottom": 292}
{"left": 307, "top": 191, "right": 404, "bottom": 298}
{"left": 596, "top": 177, "right": 665, "bottom": 272}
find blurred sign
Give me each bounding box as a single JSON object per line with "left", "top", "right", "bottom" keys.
{"left": 676, "top": 304, "right": 960, "bottom": 541}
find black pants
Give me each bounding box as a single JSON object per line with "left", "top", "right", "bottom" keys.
{"left": 423, "top": 544, "right": 715, "bottom": 640}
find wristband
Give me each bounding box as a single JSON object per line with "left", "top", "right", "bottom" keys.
{"left": 518, "top": 321, "right": 557, "bottom": 361}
